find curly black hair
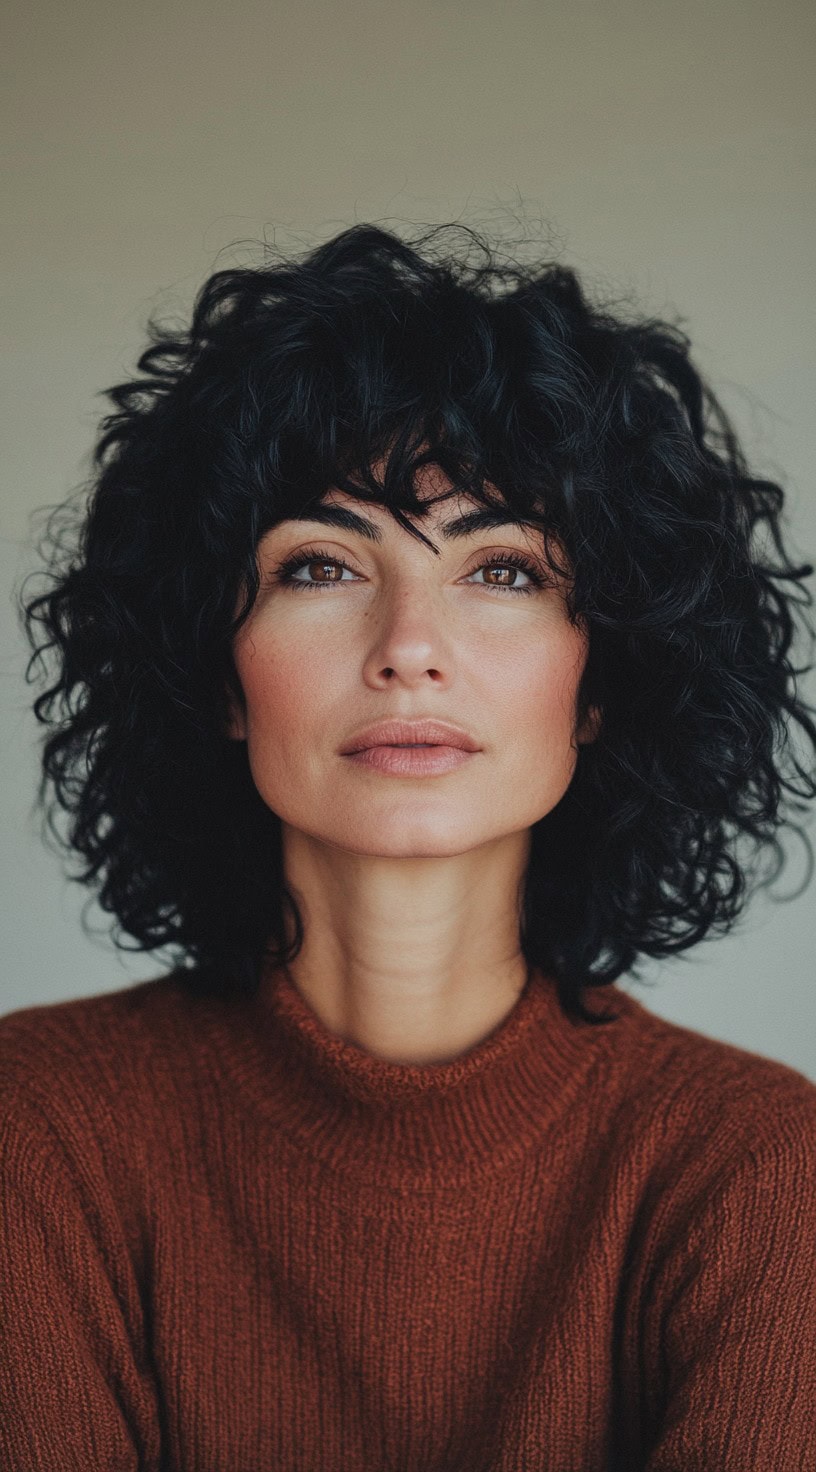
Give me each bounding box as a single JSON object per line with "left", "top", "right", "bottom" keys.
{"left": 18, "top": 220, "right": 816, "bottom": 1028}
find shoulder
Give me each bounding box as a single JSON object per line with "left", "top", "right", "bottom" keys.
{"left": 0, "top": 973, "right": 200, "bottom": 1165}
{"left": 603, "top": 1000, "right": 816, "bottom": 1465}
{"left": 601, "top": 985, "right": 816, "bottom": 1185}
{"left": 0, "top": 972, "right": 180, "bottom": 1082}
{"left": 598, "top": 989, "right": 816, "bottom": 1360}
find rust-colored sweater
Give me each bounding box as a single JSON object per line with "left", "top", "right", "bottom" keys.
{"left": 1, "top": 962, "right": 815, "bottom": 1471}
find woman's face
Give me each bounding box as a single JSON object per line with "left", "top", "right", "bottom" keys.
{"left": 227, "top": 473, "right": 600, "bottom": 859}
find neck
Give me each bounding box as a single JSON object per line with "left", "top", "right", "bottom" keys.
{"left": 277, "top": 823, "right": 532, "bottom": 1064}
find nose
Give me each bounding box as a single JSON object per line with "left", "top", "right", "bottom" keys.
{"left": 360, "top": 578, "right": 452, "bottom": 688}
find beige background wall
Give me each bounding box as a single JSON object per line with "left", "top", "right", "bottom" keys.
{"left": 3, "top": 0, "right": 815, "bottom": 1076}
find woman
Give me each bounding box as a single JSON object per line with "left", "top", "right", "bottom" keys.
{"left": 3, "top": 221, "right": 815, "bottom": 1470}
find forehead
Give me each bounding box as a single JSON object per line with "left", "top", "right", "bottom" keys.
{"left": 324, "top": 457, "right": 502, "bottom": 523}
{"left": 270, "top": 480, "right": 552, "bottom": 553}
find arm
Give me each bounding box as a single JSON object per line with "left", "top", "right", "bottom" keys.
{"left": 1, "top": 1081, "right": 162, "bottom": 1471}
{"left": 638, "top": 1106, "right": 816, "bottom": 1470}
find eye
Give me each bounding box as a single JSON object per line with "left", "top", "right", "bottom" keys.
{"left": 272, "top": 546, "right": 547, "bottom": 597}
{"left": 273, "top": 547, "right": 358, "bottom": 590}
{"left": 468, "top": 551, "right": 544, "bottom": 596}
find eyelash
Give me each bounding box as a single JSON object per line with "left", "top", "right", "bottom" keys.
{"left": 272, "top": 546, "right": 547, "bottom": 597}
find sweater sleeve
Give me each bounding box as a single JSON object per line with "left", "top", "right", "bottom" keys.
{"left": 0, "top": 1075, "right": 162, "bottom": 1471}
{"left": 639, "top": 1094, "right": 816, "bottom": 1471}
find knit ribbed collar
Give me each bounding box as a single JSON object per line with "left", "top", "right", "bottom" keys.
{"left": 205, "top": 961, "right": 625, "bottom": 1189}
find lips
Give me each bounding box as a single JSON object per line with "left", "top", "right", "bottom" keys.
{"left": 340, "top": 719, "right": 481, "bottom": 755}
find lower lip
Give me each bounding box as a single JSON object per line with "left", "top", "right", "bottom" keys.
{"left": 344, "top": 744, "right": 476, "bottom": 775}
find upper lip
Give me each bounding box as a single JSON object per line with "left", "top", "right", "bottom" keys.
{"left": 340, "top": 719, "right": 481, "bottom": 754}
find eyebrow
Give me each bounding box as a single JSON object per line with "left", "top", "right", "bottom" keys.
{"left": 281, "top": 503, "right": 542, "bottom": 544}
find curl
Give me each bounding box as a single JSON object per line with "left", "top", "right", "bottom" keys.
{"left": 19, "top": 220, "right": 816, "bottom": 1027}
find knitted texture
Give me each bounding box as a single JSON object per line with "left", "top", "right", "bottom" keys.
{"left": 1, "top": 963, "right": 815, "bottom": 1471}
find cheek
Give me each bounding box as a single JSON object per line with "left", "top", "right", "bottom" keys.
{"left": 233, "top": 629, "right": 344, "bottom": 822}
{"left": 493, "top": 618, "right": 586, "bottom": 715}
{"left": 504, "top": 633, "right": 588, "bottom": 766}
{"left": 234, "top": 628, "right": 336, "bottom": 746}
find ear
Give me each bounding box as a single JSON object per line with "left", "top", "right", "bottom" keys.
{"left": 224, "top": 685, "right": 247, "bottom": 741}
{"left": 576, "top": 703, "right": 602, "bottom": 746}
